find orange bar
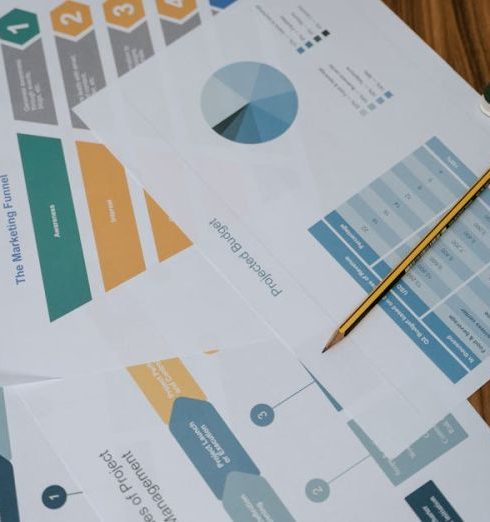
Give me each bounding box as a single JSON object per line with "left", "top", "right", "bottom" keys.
{"left": 77, "top": 142, "right": 146, "bottom": 291}
{"left": 145, "top": 192, "right": 192, "bottom": 262}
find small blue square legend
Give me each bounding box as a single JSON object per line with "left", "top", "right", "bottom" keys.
{"left": 296, "top": 29, "right": 330, "bottom": 55}
{"left": 362, "top": 89, "right": 394, "bottom": 116}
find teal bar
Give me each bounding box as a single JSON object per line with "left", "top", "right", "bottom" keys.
{"left": 17, "top": 134, "right": 91, "bottom": 321}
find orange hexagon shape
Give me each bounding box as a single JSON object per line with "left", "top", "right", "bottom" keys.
{"left": 156, "top": 0, "right": 197, "bottom": 20}
{"left": 104, "top": 0, "right": 145, "bottom": 29}
{"left": 51, "top": 1, "right": 92, "bottom": 37}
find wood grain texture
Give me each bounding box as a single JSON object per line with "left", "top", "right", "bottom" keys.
{"left": 383, "top": 0, "right": 490, "bottom": 424}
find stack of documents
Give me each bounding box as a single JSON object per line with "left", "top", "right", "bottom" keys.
{"left": 1, "top": 0, "right": 490, "bottom": 520}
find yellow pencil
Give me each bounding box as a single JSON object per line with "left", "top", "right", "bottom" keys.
{"left": 323, "top": 166, "right": 490, "bottom": 352}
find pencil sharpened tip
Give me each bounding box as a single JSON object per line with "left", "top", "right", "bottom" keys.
{"left": 322, "top": 330, "right": 344, "bottom": 352}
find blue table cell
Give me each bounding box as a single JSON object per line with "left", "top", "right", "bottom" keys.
{"left": 468, "top": 276, "right": 490, "bottom": 309}
{"left": 385, "top": 241, "right": 413, "bottom": 267}
{"left": 348, "top": 194, "right": 401, "bottom": 248}
{"left": 324, "top": 211, "right": 380, "bottom": 264}
{"left": 433, "top": 239, "right": 474, "bottom": 281}
{"left": 371, "top": 177, "right": 424, "bottom": 231}
{"left": 308, "top": 220, "right": 379, "bottom": 293}
{"left": 425, "top": 137, "right": 476, "bottom": 187}
{"left": 468, "top": 198, "right": 490, "bottom": 225}
{"left": 478, "top": 188, "right": 490, "bottom": 207}
{"left": 393, "top": 280, "right": 430, "bottom": 316}
{"left": 393, "top": 162, "right": 445, "bottom": 214}
{"left": 412, "top": 256, "right": 452, "bottom": 299}
{"left": 414, "top": 147, "right": 466, "bottom": 198}
{"left": 423, "top": 312, "right": 481, "bottom": 369}
{"left": 446, "top": 295, "right": 490, "bottom": 358}
{"left": 373, "top": 260, "right": 390, "bottom": 278}
{"left": 337, "top": 203, "right": 391, "bottom": 256}
{"left": 451, "top": 219, "right": 490, "bottom": 263}
{"left": 379, "top": 294, "right": 467, "bottom": 383}
{"left": 374, "top": 260, "right": 435, "bottom": 317}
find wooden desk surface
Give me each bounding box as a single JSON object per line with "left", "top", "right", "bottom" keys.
{"left": 384, "top": 0, "right": 490, "bottom": 424}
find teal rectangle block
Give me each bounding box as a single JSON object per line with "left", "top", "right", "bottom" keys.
{"left": 406, "top": 481, "right": 463, "bottom": 521}
{"left": 17, "top": 134, "right": 91, "bottom": 321}
{"left": 169, "top": 398, "right": 259, "bottom": 499}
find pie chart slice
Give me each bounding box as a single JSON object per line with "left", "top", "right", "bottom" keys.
{"left": 233, "top": 104, "right": 262, "bottom": 144}
{"left": 201, "top": 75, "right": 249, "bottom": 129}
{"left": 212, "top": 104, "right": 249, "bottom": 141}
{"left": 250, "top": 63, "right": 296, "bottom": 101}
{"left": 252, "top": 91, "right": 299, "bottom": 127}
{"left": 248, "top": 104, "right": 289, "bottom": 144}
{"left": 214, "top": 62, "right": 262, "bottom": 101}
{"left": 202, "top": 62, "right": 298, "bottom": 144}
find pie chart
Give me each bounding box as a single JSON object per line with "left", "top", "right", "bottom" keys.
{"left": 201, "top": 62, "right": 298, "bottom": 144}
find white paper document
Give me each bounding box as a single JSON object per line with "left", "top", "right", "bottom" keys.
{"left": 77, "top": 0, "right": 490, "bottom": 453}
{"left": 0, "top": 386, "right": 102, "bottom": 521}
{"left": 1, "top": 1, "right": 489, "bottom": 520}
{"left": 0, "top": 0, "right": 272, "bottom": 381}
{"left": 19, "top": 341, "right": 490, "bottom": 522}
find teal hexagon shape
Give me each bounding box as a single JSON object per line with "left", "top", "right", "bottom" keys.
{"left": 0, "top": 9, "right": 39, "bottom": 46}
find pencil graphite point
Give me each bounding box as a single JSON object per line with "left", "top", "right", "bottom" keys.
{"left": 323, "top": 330, "right": 344, "bottom": 352}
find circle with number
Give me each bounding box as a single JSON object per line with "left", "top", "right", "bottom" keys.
{"left": 42, "top": 485, "right": 67, "bottom": 510}
{"left": 305, "top": 478, "right": 330, "bottom": 503}
{"left": 250, "top": 403, "right": 275, "bottom": 427}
